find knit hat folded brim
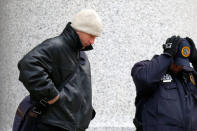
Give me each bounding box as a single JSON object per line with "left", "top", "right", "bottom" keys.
{"left": 71, "top": 9, "right": 102, "bottom": 37}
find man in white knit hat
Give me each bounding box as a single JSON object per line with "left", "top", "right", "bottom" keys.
{"left": 15, "top": 9, "right": 102, "bottom": 131}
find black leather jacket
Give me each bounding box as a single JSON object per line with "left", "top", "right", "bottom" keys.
{"left": 18, "top": 22, "right": 95, "bottom": 130}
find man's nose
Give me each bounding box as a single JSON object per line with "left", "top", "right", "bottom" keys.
{"left": 90, "top": 38, "right": 96, "bottom": 45}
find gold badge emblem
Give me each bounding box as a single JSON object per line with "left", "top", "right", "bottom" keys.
{"left": 190, "top": 74, "right": 196, "bottom": 86}
{"left": 181, "top": 46, "right": 190, "bottom": 57}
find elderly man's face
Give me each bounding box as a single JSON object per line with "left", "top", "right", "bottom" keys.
{"left": 76, "top": 31, "right": 96, "bottom": 48}
{"left": 170, "top": 63, "right": 183, "bottom": 73}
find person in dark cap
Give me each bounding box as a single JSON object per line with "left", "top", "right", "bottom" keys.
{"left": 168, "top": 39, "right": 192, "bottom": 73}
{"left": 131, "top": 36, "right": 197, "bottom": 131}
{"left": 15, "top": 9, "right": 102, "bottom": 131}
{"left": 174, "top": 39, "right": 191, "bottom": 69}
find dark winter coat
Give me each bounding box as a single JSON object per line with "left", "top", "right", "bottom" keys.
{"left": 18, "top": 22, "right": 95, "bottom": 130}
{"left": 132, "top": 54, "right": 197, "bottom": 131}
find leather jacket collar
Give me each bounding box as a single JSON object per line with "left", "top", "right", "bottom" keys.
{"left": 62, "top": 22, "right": 93, "bottom": 51}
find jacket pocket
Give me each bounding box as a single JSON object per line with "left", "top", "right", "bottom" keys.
{"left": 160, "top": 82, "right": 178, "bottom": 100}
{"left": 157, "top": 82, "right": 182, "bottom": 124}
{"left": 47, "top": 71, "right": 82, "bottom": 123}
{"left": 157, "top": 98, "right": 182, "bottom": 123}
{"left": 61, "top": 70, "right": 83, "bottom": 113}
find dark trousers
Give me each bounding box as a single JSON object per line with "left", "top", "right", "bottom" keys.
{"left": 36, "top": 123, "right": 69, "bottom": 131}
{"left": 36, "top": 122, "right": 85, "bottom": 131}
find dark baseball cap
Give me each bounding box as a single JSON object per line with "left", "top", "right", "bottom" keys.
{"left": 174, "top": 39, "right": 191, "bottom": 67}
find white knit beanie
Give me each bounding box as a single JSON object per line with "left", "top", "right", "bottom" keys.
{"left": 71, "top": 9, "right": 102, "bottom": 37}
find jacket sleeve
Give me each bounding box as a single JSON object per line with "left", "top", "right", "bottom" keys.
{"left": 18, "top": 44, "right": 59, "bottom": 101}
{"left": 131, "top": 54, "right": 173, "bottom": 94}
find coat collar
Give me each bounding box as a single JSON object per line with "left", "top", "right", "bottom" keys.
{"left": 62, "top": 22, "right": 93, "bottom": 51}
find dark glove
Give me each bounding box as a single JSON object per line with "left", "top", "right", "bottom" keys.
{"left": 185, "top": 37, "right": 197, "bottom": 70}
{"left": 163, "top": 36, "right": 183, "bottom": 57}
